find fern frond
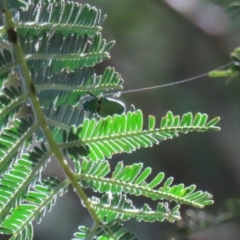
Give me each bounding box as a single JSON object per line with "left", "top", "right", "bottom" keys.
{"left": 35, "top": 67, "right": 94, "bottom": 107}
{"left": 0, "top": 48, "right": 15, "bottom": 77}
{"left": 34, "top": 66, "right": 123, "bottom": 108}
{"left": 45, "top": 105, "right": 84, "bottom": 132}
{"left": 12, "top": 1, "right": 105, "bottom": 39}
{"left": 0, "top": 118, "right": 38, "bottom": 173}
{"left": 0, "top": 72, "right": 8, "bottom": 90}
{"left": 61, "top": 110, "right": 220, "bottom": 161}
{"left": 0, "top": 143, "right": 51, "bottom": 221}
{"left": 9, "top": 224, "right": 33, "bottom": 240}
{"left": 0, "top": 1, "right": 220, "bottom": 239}
{"left": 77, "top": 160, "right": 213, "bottom": 208}
{"left": 73, "top": 221, "right": 138, "bottom": 240}
{"left": 21, "top": 33, "right": 114, "bottom": 72}
{"left": 0, "top": 86, "right": 28, "bottom": 130}
{"left": 1, "top": 4, "right": 115, "bottom": 235}
{"left": 89, "top": 193, "right": 180, "bottom": 223}
{"left": 0, "top": 177, "right": 68, "bottom": 238}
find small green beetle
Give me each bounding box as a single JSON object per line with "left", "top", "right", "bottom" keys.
{"left": 83, "top": 93, "right": 125, "bottom": 117}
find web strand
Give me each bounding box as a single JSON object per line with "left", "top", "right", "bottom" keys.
{"left": 103, "top": 62, "right": 233, "bottom": 97}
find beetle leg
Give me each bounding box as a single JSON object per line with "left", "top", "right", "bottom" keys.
{"left": 130, "top": 104, "right": 136, "bottom": 112}
{"left": 96, "top": 99, "right": 102, "bottom": 113}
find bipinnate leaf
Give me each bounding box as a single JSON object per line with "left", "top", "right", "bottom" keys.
{"left": 0, "top": 1, "right": 220, "bottom": 239}
{"left": 73, "top": 221, "right": 138, "bottom": 240}
{"left": 77, "top": 160, "right": 214, "bottom": 208}
{"left": 62, "top": 111, "right": 220, "bottom": 161}
{"left": 0, "top": 177, "right": 68, "bottom": 238}
{"left": 89, "top": 193, "right": 181, "bottom": 223}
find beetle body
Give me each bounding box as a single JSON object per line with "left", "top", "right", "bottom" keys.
{"left": 83, "top": 95, "right": 125, "bottom": 117}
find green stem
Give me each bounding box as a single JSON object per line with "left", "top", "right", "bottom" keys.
{"left": 26, "top": 52, "right": 109, "bottom": 61}
{"left": 46, "top": 117, "right": 71, "bottom": 131}
{"left": 36, "top": 83, "right": 122, "bottom": 92}
{"left": 87, "top": 222, "right": 100, "bottom": 240}
{"left": 14, "top": 22, "right": 102, "bottom": 35}
{"left": 4, "top": 9, "right": 112, "bottom": 237}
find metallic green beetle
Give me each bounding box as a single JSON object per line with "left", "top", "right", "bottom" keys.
{"left": 83, "top": 93, "right": 125, "bottom": 117}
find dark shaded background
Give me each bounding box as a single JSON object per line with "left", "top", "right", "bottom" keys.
{"left": 32, "top": 0, "right": 240, "bottom": 239}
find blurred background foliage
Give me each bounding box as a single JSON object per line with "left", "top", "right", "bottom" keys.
{"left": 32, "top": 0, "right": 240, "bottom": 239}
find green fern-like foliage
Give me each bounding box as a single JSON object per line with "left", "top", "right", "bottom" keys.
{"left": 208, "top": 47, "right": 240, "bottom": 80}
{"left": 208, "top": 2, "right": 240, "bottom": 81}
{"left": 0, "top": 0, "right": 220, "bottom": 239}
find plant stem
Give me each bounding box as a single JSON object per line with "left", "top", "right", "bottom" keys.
{"left": 4, "top": 9, "right": 116, "bottom": 239}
